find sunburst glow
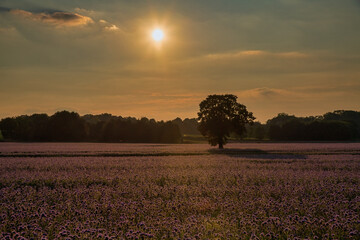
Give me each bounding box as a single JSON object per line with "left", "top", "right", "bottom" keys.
{"left": 152, "top": 29, "right": 164, "bottom": 42}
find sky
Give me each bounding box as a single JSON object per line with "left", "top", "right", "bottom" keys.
{"left": 0, "top": 0, "right": 359, "bottom": 123}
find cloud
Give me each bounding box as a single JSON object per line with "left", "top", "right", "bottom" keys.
{"left": 206, "top": 50, "right": 309, "bottom": 60}
{"left": 236, "top": 84, "right": 360, "bottom": 104}
{"left": 74, "top": 8, "right": 96, "bottom": 16}
{"left": 0, "top": 7, "right": 11, "bottom": 12}
{"left": 99, "top": 19, "right": 120, "bottom": 31}
{"left": 8, "top": 9, "right": 93, "bottom": 26}
{"left": 1, "top": 7, "right": 121, "bottom": 32}
{"left": 237, "top": 88, "right": 293, "bottom": 99}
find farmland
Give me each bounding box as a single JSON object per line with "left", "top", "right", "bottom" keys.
{"left": 0, "top": 143, "right": 359, "bottom": 239}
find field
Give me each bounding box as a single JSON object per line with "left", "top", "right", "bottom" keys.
{"left": 0, "top": 143, "right": 360, "bottom": 239}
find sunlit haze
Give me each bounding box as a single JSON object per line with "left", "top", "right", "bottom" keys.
{"left": 0, "top": 1, "right": 359, "bottom": 122}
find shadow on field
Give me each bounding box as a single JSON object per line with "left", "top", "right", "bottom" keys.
{"left": 208, "top": 148, "right": 307, "bottom": 160}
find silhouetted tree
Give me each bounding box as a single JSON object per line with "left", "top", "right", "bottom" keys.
{"left": 198, "top": 94, "right": 255, "bottom": 149}
{"left": 266, "top": 112, "right": 357, "bottom": 141}
{"left": 323, "top": 110, "right": 360, "bottom": 138}
{"left": 254, "top": 123, "right": 266, "bottom": 140}
{"left": 159, "top": 122, "right": 182, "bottom": 143}
{"left": 281, "top": 119, "right": 306, "bottom": 140}
{"left": 29, "top": 114, "right": 50, "bottom": 141}
{"left": 243, "top": 122, "right": 266, "bottom": 140}
{"left": 83, "top": 113, "right": 117, "bottom": 125}
{"left": 172, "top": 118, "right": 200, "bottom": 136}
{"left": 306, "top": 120, "right": 354, "bottom": 141}
{"left": 2, "top": 109, "right": 357, "bottom": 143}
{"left": 47, "top": 111, "right": 87, "bottom": 141}
{"left": 266, "top": 113, "right": 297, "bottom": 127}
{"left": 88, "top": 121, "right": 106, "bottom": 141}
{"left": 0, "top": 117, "right": 19, "bottom": 140}
{"left": 268, "top": 124, "right": 282, "bottom": 140}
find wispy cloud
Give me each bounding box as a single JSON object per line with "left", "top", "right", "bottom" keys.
{"left": 99, "top": 19, "right": 120, "bottom": 31}
{"left": 237, "top": 87, "right": 295, "bottom": 99}
{"left": 206, "top": 50, "right": 309, "bottom": 60}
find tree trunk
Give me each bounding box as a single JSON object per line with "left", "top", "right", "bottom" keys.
{"left": 218, "top": 141, "right": 224, "bottom": 149}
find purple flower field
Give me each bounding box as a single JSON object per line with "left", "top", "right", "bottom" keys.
{"left": 0, "top": 143, "right": 359, "bottom": 239}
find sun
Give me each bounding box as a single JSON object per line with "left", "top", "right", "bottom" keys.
{"left": 152, "top": 29, "right": 164, "bottom": 42}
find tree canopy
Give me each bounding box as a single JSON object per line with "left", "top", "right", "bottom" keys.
{"left": 198, "top": 94, "right": 255, "bottom": 148}
{"left": 1, "top": 109, "right": 359, "bottom": 143}
{"left": 242, "top": 111, "right": 360, "bottom": 141}
{"left": 0, "top": 111, "right": 182, "bottom": 143}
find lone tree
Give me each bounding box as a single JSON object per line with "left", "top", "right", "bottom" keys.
{"left": 198, "top": 94, "right": 255, "bottom": 149}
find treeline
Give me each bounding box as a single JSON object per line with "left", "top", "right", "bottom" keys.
{"left": 170, "top": 110, "right": 360, "bottom": 141}
{"left": 1, "top": 110, "right": 359, "bottom": 142}
{"left": 171, "top": 118, "right": 200, "bottom": 135}
{"left": 0, "top": 111, "right": 182, "bottom": 143}
{"left": 244, "top": 110, "right": 360, "bottom": 141}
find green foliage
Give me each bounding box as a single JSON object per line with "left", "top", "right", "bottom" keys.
{"left": 198, "top": 94, "right": 255, "bottom": 148}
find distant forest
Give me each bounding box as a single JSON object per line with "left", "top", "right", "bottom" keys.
{"left": 248, "top": 110, "right": 360, "bottom": 141}
{"left": 0, "top": 112, "right": 182, "bottom": 143}
{"left": 0, "top": 110, "right": 359, "bottom": 142}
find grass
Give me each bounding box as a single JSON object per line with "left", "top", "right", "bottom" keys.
{"left": 182, "top": 134, "right": 207, "bottom": 143}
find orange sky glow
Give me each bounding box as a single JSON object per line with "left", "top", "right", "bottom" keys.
{"left": 0, "top": 1, "right": 359, "bottom": 122}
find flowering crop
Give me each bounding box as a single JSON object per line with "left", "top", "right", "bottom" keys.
{"left": 0, "top": 143, "right": 359, "bottom": 239}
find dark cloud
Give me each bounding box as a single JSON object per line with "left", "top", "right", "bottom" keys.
{"left": 43, "top": 12, "right": 83, "bottom": 21}
{"left": 1, "top": 7, "right": 93, "bottom": 26}
{"left": 26, "top": 8, "right": 61, "bottom": 14}
{"left": 0, "top": 7, "right": 11, "bottom": 12}
{"left": 238, "top": 88, "right": 287, "bottom": 99}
